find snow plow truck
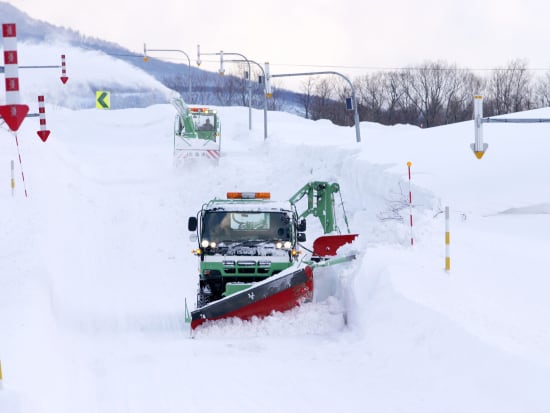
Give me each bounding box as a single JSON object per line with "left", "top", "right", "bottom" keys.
{"left": 171, "top": 97, "right": 221, "bottom": 163}
{"left": 186, "top": 181, "right": 358, "bottom": 330}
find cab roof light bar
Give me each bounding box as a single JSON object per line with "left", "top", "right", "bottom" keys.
{"left": 227, "top": 192, "right": 271, "bottom": 200}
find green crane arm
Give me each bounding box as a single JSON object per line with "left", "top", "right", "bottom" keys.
{"left": 171, "top": 97, "right": 197, "bottom": 136}
{"left": 289, "top": 181, "right": 344, "bottom": 234}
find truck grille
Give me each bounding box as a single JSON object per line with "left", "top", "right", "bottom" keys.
{"left": 222, "top": 260, "right": 272, "bottom": 275}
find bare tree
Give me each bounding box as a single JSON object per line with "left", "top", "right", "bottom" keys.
{"left": 231, "top": 64, "right": 250, "bottom": 108}
{"left": 534, "top": 71, "right": 550, "bottom": 107}
{"left": 442, "top": 69, "right": 483, "bottom": 124}
{"left": 214, "top": 74, "right": 237, "bottom": 106}
{"left": 485, "top": 59, "right": 532, "bottom": 116}
{"left": 382, "top": 71, "right": 405, "bottom": 125}
{"left": 299, "top": 77, "right": 315, "bottom": 119}
{"left": 401, "top": 61, "right": 462, "bottom": 127}
{"left": 396, "top": 69, "right": 422, "bottom": 125}
{"left": 161, "top": 57, "right": 547, "bottom": 127}
{"left": 311, "top": 77, "right": 336, "bottom": 121}
{"left": 355, "top": 73, "right": 386, "bottom": 123}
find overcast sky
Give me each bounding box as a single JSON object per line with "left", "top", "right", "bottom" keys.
{"left": 8, "top": 0, "right": 550, "bottom": 79}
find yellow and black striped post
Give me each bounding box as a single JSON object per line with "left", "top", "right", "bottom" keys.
{"left": 11, "top": 160, "right": 15, "bottom": 196}
{"left": 445, "top": 206, "right": 450, "bottom": 271}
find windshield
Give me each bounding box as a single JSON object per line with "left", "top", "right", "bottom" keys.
{"left": 194, "top": 114, "right": 216, "bottom": 131}
{"left": 201, "top": 211, "right": 291, "bottom": 243}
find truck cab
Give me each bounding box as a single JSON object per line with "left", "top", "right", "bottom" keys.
{"left": 188, "top": 192, "right": 306, "bottom": 307}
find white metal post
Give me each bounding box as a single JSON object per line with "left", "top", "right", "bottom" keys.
{"left": 471, "top": 95, "right": 488, "bottom": 159}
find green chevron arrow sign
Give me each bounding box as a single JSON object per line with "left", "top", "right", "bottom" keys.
{"left": 96, "top": 91, "right": 110, "bottom": 109}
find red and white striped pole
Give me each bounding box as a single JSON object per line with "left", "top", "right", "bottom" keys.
{"left": 14, "top": 134, "right": 28, "bottom": 197}
{"left": 36, "top": 96, "right": 50, "bottom": 142}
{"left": 407, "top": 161, "right": 414, "bottom": 246}
{"left": 0, "top": 23, "right": 29, "bottom": 131}
{"left": 60, "top": 54, "right": 69, "bottom": 84}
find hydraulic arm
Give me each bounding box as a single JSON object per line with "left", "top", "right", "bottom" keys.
{"left": 289, "top": 181, "right": 349, "bottom": 234}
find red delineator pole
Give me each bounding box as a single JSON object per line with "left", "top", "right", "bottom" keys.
{"left": 14, "top": 134, "right": 28, "bottom": 197}
{"left": 0, "top": 23, "right": 29, "bottom": 131}
{"left": 36, "top": 96, "right": 50, "bottom": 142}
{"left": 60, "top": 54, "right": 69, "bottom": 84}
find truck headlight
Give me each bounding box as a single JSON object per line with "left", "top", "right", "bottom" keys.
{"left": 201, "top": 239, "right": 217, "bottom": 248}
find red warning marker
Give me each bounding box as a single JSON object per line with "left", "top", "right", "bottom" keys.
{"left": 36, "top": 96, "right": 50, "bottom": 142}
{"left": 0, "top": 23, "right": 28, "bottom": 131}
{"left": 60, "top": 54, "right": 69, "bottom": 84}
{"left": 0, "top": 104, "right": 29, "bottom": 131}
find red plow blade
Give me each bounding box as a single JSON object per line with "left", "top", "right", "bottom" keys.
{"left": 312, "top": 234, "right": 358, "bottom": 257}
{"left": 190, "top": 264, "right": 313, "bottom": 330}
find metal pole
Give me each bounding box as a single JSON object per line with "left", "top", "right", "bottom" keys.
{"left": 271, "top": 71, "right": 361, "bottom": 143}
{"left": 145, "top": 47, "right": 192, "bottom": 97}
{"left": 198, "top": 48, "right": 252, "bottom": 130}
{"left": 221, "top": 52, "right": 251, "bottom": 130}
{"left": 264, "top": 91, "right": 268, "bottom": 140}
{"left": 226, "top": 58, "right": 268, "bottom": 140}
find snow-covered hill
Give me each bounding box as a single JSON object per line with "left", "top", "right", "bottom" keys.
{"left": 16, "top": 42, "right": 176, "bottom": 109}
{"left": 1, "top": 40, "right": 550, "bottom": 413}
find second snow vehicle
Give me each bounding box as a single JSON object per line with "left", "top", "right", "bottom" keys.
{"left": 171, "top": 97, "right": 221, "bottom": 162}
{"left": 186, "top": 181, "right": 358, "bottom": 329}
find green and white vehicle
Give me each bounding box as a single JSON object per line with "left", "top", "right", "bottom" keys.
{"left": 171, "top": 97, "right": 221, "bottom": 163}
{"left": 186, "top": 182, "right": 358, "bottom": 328}
{"left": 188, "top": 191, "right": 307, "bottom": 307}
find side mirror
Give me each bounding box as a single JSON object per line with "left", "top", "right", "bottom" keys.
{"left": 188, "top": 217, "right": 197, "bottom": 231}
{"left": 297, "top": 232, "right": 306, "bottom": 242}
{"left": 297, "top": 219, "right": 306, "bottom": 232}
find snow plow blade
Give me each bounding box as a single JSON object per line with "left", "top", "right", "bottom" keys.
{"left": 190, "top": 264, "right": 313, "bottom": 330}
{"left": 312, "top": 234, "right": 358, "bottom": 257}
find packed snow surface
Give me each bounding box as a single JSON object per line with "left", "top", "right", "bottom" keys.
{"left": 1, "top": 44, "right": 550, "bottom": 413}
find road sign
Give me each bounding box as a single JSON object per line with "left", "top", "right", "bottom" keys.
{"left": 96, "top": 91, "right": 110, "bottom": 109}
{"left": 60, "top": 54, "right": 68, "bottom": 84}
{"left": 0, "top": 23, "right": 29, "bottom": 131}
{"left": 36, "top": 95, "right": 50, "bottom": 142}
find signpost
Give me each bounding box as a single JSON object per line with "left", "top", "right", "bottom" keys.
{"left": 268, "top": 69, "right": 361, "bottom": 143}
{"left": 0, "top": 23, "right": 28, "bottom": 131}
{"left": 472, "top": 95, "right": 550, "bottom": 159}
